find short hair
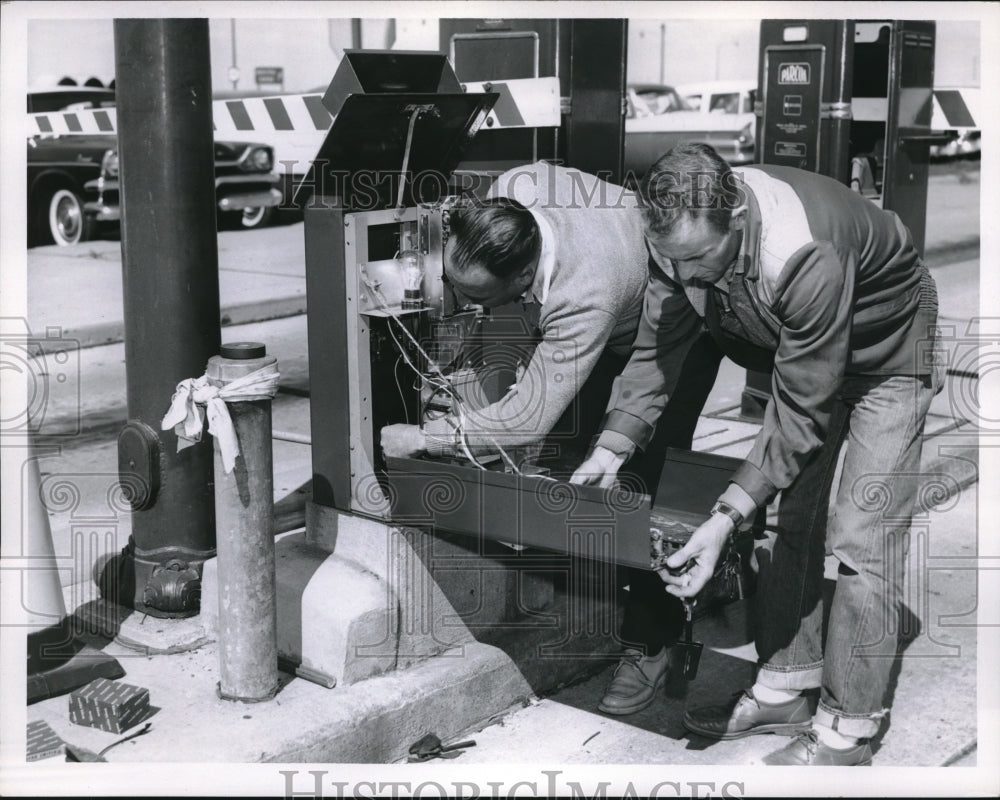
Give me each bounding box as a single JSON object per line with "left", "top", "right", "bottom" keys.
{"left": 447, "top": 197, "right": 541, "bottom": 280}
{"left": 640, "top": 142, "right": 743, "bottom": 236}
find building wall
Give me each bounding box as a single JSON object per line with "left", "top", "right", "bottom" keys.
{"left": 26, "top": 17, "right": 982, "bottom": 93}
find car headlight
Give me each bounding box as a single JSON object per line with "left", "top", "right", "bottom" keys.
{"left": 101, "top": 149, "right": 119, "bottom": 178}
{"left": 245, "top": 146, "right": 273, "bottom": 172}
{"left": 738, "top": 121, "right": 754, "bottom": 144}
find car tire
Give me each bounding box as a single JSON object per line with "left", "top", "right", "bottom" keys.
{"left": 220, "top": 206, "right": 274, "bottom": 231}
{"left": 45, "top": 187, "right": 93, "bottom": 246}
{"left": 241, "top": 206, "right": 274, "bottom": 229}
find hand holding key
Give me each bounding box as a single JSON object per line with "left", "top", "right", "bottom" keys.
{"left": 658, "top": 512, "right": 734, "bottom": 599}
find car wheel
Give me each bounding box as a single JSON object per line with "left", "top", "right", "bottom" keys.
{"left": 47, "top": 187, "right": 91, "bottom": 246}
{"left": 240, "top": 206, "right": 273, "bottom": 230}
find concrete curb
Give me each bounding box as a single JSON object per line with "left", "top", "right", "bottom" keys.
{"left": 32, "top": 619, "right": 534, "bottom": 763}
{"left": 36, "top": 296, "right": 308, "bottom": 355}
{"left": 36, "top": 235, "right": 978, "bottom": 354}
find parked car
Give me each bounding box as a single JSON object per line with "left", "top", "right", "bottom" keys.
{"left": 210, "top": 88, "right": 332, "bottom": 223}
{"left": 27, "top": 87, "right": 116, "bottom": 246}
{"left": 623, "top": 83, "right": 756, "bottom": 181}
{"left": 929, "top": 129, "right": 981, "bottom": 161}
{"left": 27, "top": 87, "right": 282, "bottom": 247}
{"left": 676, "top": 80, "right": 758, "bottom": 116}
{"left": 85, "top": 139, "right": 283, "bottom": 234}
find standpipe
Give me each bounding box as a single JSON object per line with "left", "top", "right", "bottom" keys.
{"left": 161, "top": 341, "right": 281, "bottom": 702}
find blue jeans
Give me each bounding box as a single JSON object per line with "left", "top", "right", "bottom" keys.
{"left": 753, "top": 370, "right": 940, "bottom": 739}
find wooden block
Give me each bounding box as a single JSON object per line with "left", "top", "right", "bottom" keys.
{"left": 26, "top": 720, "right": 65, "bottom": 761}
{"left": 68, "top": 677, "right": 150, "bottom": 734}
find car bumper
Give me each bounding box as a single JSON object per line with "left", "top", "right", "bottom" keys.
{"left": 83, "top": 199, "right": 121, "bottom": 222}
{"left": 216, "top": 187, "right": 283, "bottom": 211}
{"left": 84, "top": 174, "right": 282, "bottom": 220}
{"left": 624, "top": 131, "right": 755, "bottom": 174}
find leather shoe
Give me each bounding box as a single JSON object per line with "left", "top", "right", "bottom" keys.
{"left": 683, "top": 688, "right": 813, "bottom": 740}
{"left": 598, "top": 648, "right": 669, "bottom": 715}
{"left": 762, "top": 729, "right": 873, "bottom": 766}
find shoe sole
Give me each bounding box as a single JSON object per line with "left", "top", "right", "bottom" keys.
{"left": 597, "top": 672, "right": 668, "bottom": 716}
{"left": 761, "top": 754, "right": 873, "bottom": 766}
{"left": 683, "top": 719, "right": 812, "bottom": 740}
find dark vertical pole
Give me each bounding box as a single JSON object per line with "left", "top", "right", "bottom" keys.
{"left": 563, "top": 19, "right": 628, "bottom": 184}
{"left": 303, "top": 203, "right": 351, "bottom": 511}
{"left": 113, "top": 19, "right": 220, "bottom": 618}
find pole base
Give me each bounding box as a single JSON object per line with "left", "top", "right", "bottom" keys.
{"left": 94, "top": 537, "right": 211, "bottom": 619}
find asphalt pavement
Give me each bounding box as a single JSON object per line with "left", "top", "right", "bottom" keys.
{"left": 12, "top": 162, "right": 993, "bottom": 782}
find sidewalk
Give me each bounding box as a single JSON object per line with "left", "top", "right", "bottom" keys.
{"left": 26, "top": 223, "right": 307, "bottom": 353}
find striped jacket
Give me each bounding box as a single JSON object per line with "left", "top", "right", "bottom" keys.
{"left": 598, "top": 164, "right": 939, "bottom": 508}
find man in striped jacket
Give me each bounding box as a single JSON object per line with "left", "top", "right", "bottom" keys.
{"left": 381, "top": 161, "right": 723, "bottom": 715}
{"left": 573, "top": 143, "right": 941, "bottom": 765}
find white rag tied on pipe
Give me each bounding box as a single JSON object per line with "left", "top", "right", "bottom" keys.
{"left": 161, "top": 364, "right": 280, "bottom": 473}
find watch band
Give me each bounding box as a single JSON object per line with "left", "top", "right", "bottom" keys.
{"left": 711, "top": 499, "right": 745, "bottom": 529}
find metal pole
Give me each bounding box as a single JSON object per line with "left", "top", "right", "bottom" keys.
{"left": 112, "top": 19, "right": 220, "bottom": 618}
{"left": 230, "top": 19, "right": 239, "bottom": 90}
{"left": 208, "top": 342, "right": 279, "bottom": 702}
{"left": 659, "top": 23, "right": 666, "bottom": 85}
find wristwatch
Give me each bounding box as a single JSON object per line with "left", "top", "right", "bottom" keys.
{"left": 710, "top": 500, "right": 745, "bottom": 530}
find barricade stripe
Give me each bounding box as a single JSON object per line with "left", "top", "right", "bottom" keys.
{"left": 283, "top": 95, "right": 325, "bottom": 134}
{"left": 264, "top": 97, "right": 295, "bottom": 131}
{"left": 225, "top": 100, "right": 254, "bottom": 131}
{"left": 303, "top": 94, "right": 333, "bottom": 130}
{"left": 490, "top": 83, "right": 526, "bottom": 127}
{"left": 64, "top": 113, "right": 82, "bottom": 133}
{"left": 934, "top": 90, "right": 976, "bottom": 129}
{"left": 94, "top": 109, "right": 114, "bottom": 132}
{"left": 246, "top": 99, "right": 279, "bottom": 132}
{"left": 35, "top": 115, "right": 53, "bottom": 133}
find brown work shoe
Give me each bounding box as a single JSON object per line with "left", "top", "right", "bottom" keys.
{"left": 683, "top": 688, "right": 813, "bottom": 740}
{"left": 597, "top": 648, "right": 669, "bottom": 715}
{"left": 762, "top": 729, "right": 873, "bottom": 766}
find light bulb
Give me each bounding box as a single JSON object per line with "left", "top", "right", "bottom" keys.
{"left": 398, "top": 249, "right": 424, "bottom": 310}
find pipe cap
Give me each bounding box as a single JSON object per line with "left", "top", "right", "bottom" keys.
{"left": 220, "top": 342, "right": 266, "bottom": 360}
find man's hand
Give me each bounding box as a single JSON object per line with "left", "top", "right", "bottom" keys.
{"left": 659, "top": 512, "right": 734, "bottom": 598}
{"left": 569, "top": 446, "right": 626, "bottom": 488}
{"left": 380, "top": 424, "right": 426, "bottom": 459}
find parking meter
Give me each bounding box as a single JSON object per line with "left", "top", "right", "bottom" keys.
{"left": 743, "top": 19, "right": 942, "bottom": 421}
{"left": 756, "top": 19, "right": 939, "bottom": 252}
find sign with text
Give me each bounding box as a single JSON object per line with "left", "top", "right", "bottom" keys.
{"left": 762, "top": 45, "right": 825, "bottom": 171}
{"left": 255, "top": 66, "right": 284, "bottom": 86}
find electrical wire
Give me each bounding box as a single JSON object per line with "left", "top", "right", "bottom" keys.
{"left": 393, "top": 356, "right": 410, "bottom": 424}
{"left": 363, "top": 273, "right": 522, "bottom": 474}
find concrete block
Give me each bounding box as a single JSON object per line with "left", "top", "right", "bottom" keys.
{"left": 203, "top": 511, "right": 479, "bottom": 686}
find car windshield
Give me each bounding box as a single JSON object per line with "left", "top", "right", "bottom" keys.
{"left": 708, "top": 93, "right": 741, "bottom": 113}
{"left": 633, "top": 87, "right": 691, "bottom": 116}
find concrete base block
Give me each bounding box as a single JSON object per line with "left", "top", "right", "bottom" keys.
{"left": 201, "top": 513, "right": 477, "bottom": 686}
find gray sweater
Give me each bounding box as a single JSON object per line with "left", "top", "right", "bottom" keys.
{"left": 424, "top": 162, "right": 647, "bottom": 454}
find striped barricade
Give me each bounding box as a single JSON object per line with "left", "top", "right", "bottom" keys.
{"left": 28, "top": 77, "right": 563, "bottom": 139}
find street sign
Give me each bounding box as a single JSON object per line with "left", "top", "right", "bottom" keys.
{"left": 255, "top": 66, "right": 284, "bottom": 86}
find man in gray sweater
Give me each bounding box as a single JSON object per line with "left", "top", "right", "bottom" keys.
{"left": 381, "top": 161, "right": 722, "bottom": 715}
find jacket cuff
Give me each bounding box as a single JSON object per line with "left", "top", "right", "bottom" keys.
{"left": 601, "top": 410, "right": 655, "bottom": 452}
{"left": 421, "top": 418, "right": 459, "bottom": 458}
{"left": 717, "top": 481, "right": 759, "bottom": 523}
{"left": 595, "top": 430, "right": 638, "bottom": 460}
{"left": 730, "top": 461, "right": 779, "bottom": 508}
